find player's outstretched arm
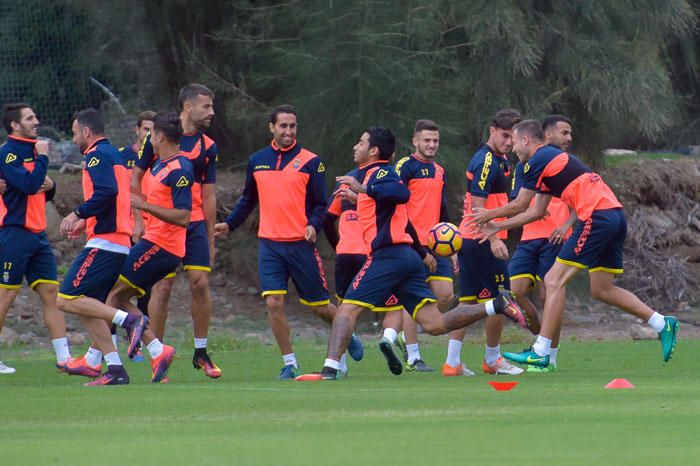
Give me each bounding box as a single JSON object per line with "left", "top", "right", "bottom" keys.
{"left": 132, "top": 193, "right": 191, "bottom": 227}
{"left": 465, "top": 187, "right": 536, "bottom": 228}
{"left": 549, "top": 207, "right": 578, "bottom": 244}
{"left": 478, "top": 192, "right": 552, "bottom": 242}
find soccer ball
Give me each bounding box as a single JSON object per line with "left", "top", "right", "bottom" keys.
{"left": 427, "top": 222, "right": 462, "bottom": 257}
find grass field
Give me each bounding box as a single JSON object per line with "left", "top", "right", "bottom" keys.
{"left": 2, "top": 337, "right": 699, "bottom": 466}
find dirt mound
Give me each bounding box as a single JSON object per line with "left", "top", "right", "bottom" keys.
{"left": 604, "top": 158, "right": 700, "bottom": 309}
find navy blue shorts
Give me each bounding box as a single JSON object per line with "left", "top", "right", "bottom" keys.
{"left": 344, "top": 245, "right": 436, "bottom": 318}
{"left": 335, "top": 253, "right": 366, "bottom": 300}
{"left": 183, "top": 220, "right": 210, "bottom": 271}
{"left": 259, "top": 239, "right": 329, "bottom": 306}
{"left": 509, "top": 238, "right": 562, "bottom": 285}
{"left": 118, "top": 239, "right": 181, "bottom": 297}
{"left": 557, "top": 208, "right": 626, "bottom": 274}
{"left": 0, "top": 227, "right": 57, "bottom": 289}
{"left": 458, "top": 239, "right": 509, "bottom": 303}
{"left": 428, "top": 255, "right": 453, "bottom": 282}
{"left": 335, "top": 253, "right": 401, "bottom": 311}
{"left": 59, "top": 248, "right": 127, "bottom": 302}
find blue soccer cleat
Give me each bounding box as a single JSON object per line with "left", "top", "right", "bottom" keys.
{"left": 659, "top": 316, "right": 679, "bottom": 362}
{"left": 278, "top": 364, "right": 299, "bottom": 380}
{"left": 503, "top": 348, "right": 549, "bottom": 367}
{"left": 348, "top": 334, "right": 364, "bottom": 361}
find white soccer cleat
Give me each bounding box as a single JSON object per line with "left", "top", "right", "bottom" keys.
{"left": 482, "top": 356, "right": 524, "bottom": 375}
{"left": 0, "top": 361, "right": 16, "bottom": 374}
{"left": 442, "top": 362, "right": 476, "bottom": 377}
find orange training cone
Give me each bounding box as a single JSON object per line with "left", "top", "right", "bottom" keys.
{"left": 605, "top": 378, "right": 635, "bottom": 389}
{"left": 488, "top": 381, "right": 519, "bottom": 391}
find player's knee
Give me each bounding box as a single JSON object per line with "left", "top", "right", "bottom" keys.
{"left": 543, "top": 272, "right": 564, "bottom": 292}
{"left": 153, "top": 278, "right": 174, "bottom": 295}
{"left": 590, "top": 282, "right": 613, "bottom": 302}
{"left": 56, "top": 296, "right": 70, "bottom": 313}
{"left": 417, "top": 314, "right": 444, "bottom": 336}
{"left": 510, "top": 281, "right": 530, "bottom": 297}
{"left": 266, "top": 295, "right": 285, "bottom": 312}
{"left": 436, "top": 291, "right": 454, "bottom": 309}
{"left": 188, "top": 272, "right": 209, "bottom": 292}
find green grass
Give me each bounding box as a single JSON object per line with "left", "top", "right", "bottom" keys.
{"left": 2, "top": 338, "right": 699, "bottom": 465}
{"left": 604, "top": 151, "right": 686, "bottom": 167}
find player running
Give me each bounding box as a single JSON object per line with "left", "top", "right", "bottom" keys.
{"left": 56, "top": 112, "right": 192, "bottom": 384}
{"left": 0, "top": 103, "right": 71, "bottom": 373}
{"left": 215, "top": 104, "right": 363, "bottom": 380}
{"left": 380, "top": 119, "right": 457, "bottom": 373}
{"left": 467, "top": 120, "right": 679, "bottom": 367}
{"left": 509, "top": 115, "right": 577, "bottom": 372}
{"left": 298, "top": 127, "right": 526, "bottom": 381}
{"left": 132, "top": 84, "right": 221, "bottom": 378}
{"left": 56, "top": 108, "right": 135, "bottom": 385}
{"left": 116, "top": 110, "right": 155, "bottom": 358}
{"left": 444, "top": 109, "right": 524, "bottom": 377}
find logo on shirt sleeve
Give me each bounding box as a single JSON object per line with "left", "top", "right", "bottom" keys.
{"left": 318, "top": 162, "right": 325, "bottom": 173}
{"left": 176, "top": 176, "right": 190, "bottom": 187}
{"left": 523, "top": 163, "right": 530, "bottom": 173}
{"left": 478, "top": 152, "right": 493, "bottom": 190}
{"left": 5, "top": 153, "right": 17, "bottom": 164}
{"left": 395, "top": 157, "right": 409, "bottom": 175}
{"left": 376, "top": 169, "right": 388, "bottom": 179}
{"left": 87, "top": 157, "right": 100, "bottom": 168}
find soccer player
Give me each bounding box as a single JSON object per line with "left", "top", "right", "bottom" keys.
{"left": 508, "top": 115, "right": 577, "bottom": 372}
{"left": 0, "top": 103, "right": 71, "bottom": 373}
{"left": 57, "top": 112, "right": 192, "bottom": 383}
{"left": 381, "top": 119, "right": 457, "bottom": 373}
{"left": 323, "top": 169, "right": 375, "bottom": 376}
{"left": 444, "top": 109, "right": 524, "bottom": 377}
{"left": 120, "top": 110, "right": 156, "bottom": 176}
{"left": 299, "top": 127, "right": 527, "bottom": 381}
{"left": 467, "top": 120, "right": 679, "bottom": 367}
{"left": 132, "top": 84, "right": 221, "bottom": 378}
{"left": 215, "top": 104, "right": 363, "bottom": 380}
{"left": 116, "top": 109, "right": 155, "bottom": 356}
{"left": 56, "top": 108, "right": 134, "bottom": 385}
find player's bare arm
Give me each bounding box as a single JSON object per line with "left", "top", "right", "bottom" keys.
{"left": 202, "top": 183, "right": 217, "bottom": 262}
{"left": 131, "top": 193, "right": 190, "bottom": 227}
{"left": 336, "top": 175, "right": 366, "bottom": 194}
{"left": 549, "top": 208, "right": 578, "bottom": 245}
{"left": 478, "top": 192, "right": 552, "bottom": 243}
{"left": 466, "top": 187, "right": 536, "bottom": 227}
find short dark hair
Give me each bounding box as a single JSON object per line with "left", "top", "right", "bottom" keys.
{"left": 3, "top": 102, "right": 32, "bottom": 133}
{"left": 137, "top": 110, "right": 156, "bottom": 128}
{"left": 492, "top": 108, "right": 522, "bottom": 130}
{"left": 153, "top": 111, "right": 182, "bottom": 144}
{"left": 414, "top": 119, "right": 439, "bottom": 134}
{"left": 73, "top": 108, "right": 105, "bottom": 134}
{"left": 269, "top": 104, "right": 297, "bottom": 124}
{"left": 542, "top": 114, "right": 573, "bottom": 132}
{"left": 178, "top": 83, "right": 214, "bottom": 110}
{"left": 513, "top": 119, "right": 545, "bottom": 141}
{"left": 366, "top": 126, "right": 395, "bottom": 160}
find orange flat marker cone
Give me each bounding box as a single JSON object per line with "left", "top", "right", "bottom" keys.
{"left": 295, "top": 373, "right": 324, "bottom": 382}
{"left": 605, "top": 378, "right": 635, "bottom": 389}
{"left": 488, "top": 381, "right": 518, "bottom": 391}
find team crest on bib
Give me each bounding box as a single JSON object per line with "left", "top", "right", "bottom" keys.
{"left": 293, "top": 159, "right": 300, "bottom": 168}
{"left": 176, "top": 176, "right": 190, "bottom": 187}
{"left": 5, "top": 153, "right": 17, "bottom": 164}
{"left": 87, "top": 157, "right": 100, "bottom": 168}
